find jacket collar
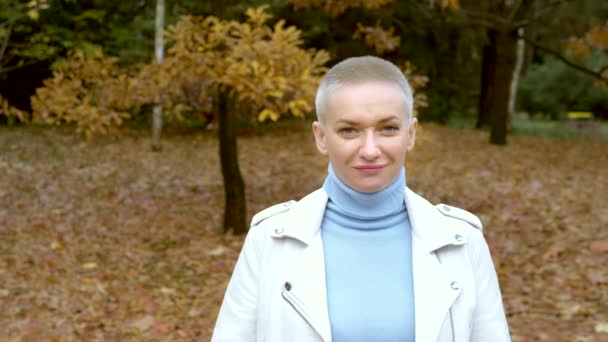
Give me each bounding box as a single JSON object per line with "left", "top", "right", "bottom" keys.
{"left": 272, "top": 187, "right": 468, "bottom": 252}
{"left": 272, "top": 189, "right": 328, "bottom": 244}
{"left": 404, "top": 188, "right": 469, "bottom": 253}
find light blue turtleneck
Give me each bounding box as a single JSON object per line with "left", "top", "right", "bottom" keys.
{"left": 321, "top": 165, "right": 415, "bottom": 342}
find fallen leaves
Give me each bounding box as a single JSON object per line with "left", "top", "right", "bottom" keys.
{"left": 130, "top": 315, "right": 155, "bottom": 332}
{"left": 207, "top": 246, "right": 227, "bottom": 257}
{"left": 81, "top": 262, "right": 98, "bottom": 270}
{"left": 0, "top": 122, "right": 606, "bottom": 340}
{"left": 590, "top": 240, "right": 608, "bottom": 253}
{"left": 595, "top": 322, "right": 608, "bottom": 334}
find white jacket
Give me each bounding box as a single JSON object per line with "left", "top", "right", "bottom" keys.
{"left": 212, "top": 187, "right": 511, "bottom": 342}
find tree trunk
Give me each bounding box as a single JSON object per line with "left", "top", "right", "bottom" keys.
{"left": 218, "top": 91, "right": 247, "bottom": 235}
{"left": 151, "top": 0, "right": 165, "bottom": 151}
{"left": 489, "top": 29, "right": 518, "bottom": 145}
{"left": 508, "top": 28, "right": 526, "bottom": 124}
{"left": 477, "top": 30, "right": 497, "bottom": 129}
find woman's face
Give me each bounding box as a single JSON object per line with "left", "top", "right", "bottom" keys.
{"left": 312, "top": 81, "right": 417, "bottom": 193}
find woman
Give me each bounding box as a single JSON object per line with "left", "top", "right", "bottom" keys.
{"left": 212, "top": 56, "right": 511, "bottom": 341}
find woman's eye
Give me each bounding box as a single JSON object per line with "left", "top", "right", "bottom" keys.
{"left": 382, "top": 125, "right": 399, "bottom": 133}
{"left": 338, "top": 127, "right": 357, "bottom": 135}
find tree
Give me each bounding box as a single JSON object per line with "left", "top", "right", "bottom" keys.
{"left": 287, "top": 0, "right": 525, "bottom": 141}
{"left": 152, "top": 0, "right": 165, "bottom": 151}
{"left": 517, "top": 52, "right": 608, "bottom": 119}
{"left": 0, "top": 0, "right": 49, "bottom": 123}
{"left": 284, "top": 0, "right": 436, "bottom": 113}
{"left": 31, "top": 49, "right": 136, "bottom": 140}
{"left": 440, "top": 0, "right": 537, "bottom": 145}
{"left": 0, "top": 0, "right": 50, "bottom": 76}
{"left": 146, "top": 6, "right": 330, "bottom": 234}
{"left": 515, "top": 20, "right": 608, "bottom": 120}
{"left": 563, "top": 21, "right": 608, "bottom": 85}
{"left": 32, "top": 6, "right": 330, "bottom": 234}
{"left": 451, "top": 0, "right": 608, "bottom": 144}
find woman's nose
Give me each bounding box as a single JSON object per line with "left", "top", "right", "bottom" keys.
{"left": 360, "top": 132, "right": 381, "bottom": 160}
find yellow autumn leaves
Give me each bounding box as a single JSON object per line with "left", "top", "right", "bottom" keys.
{"left": 29, "top": 6, "right": 330, "bottom": 137}
{"left": 0, "top": 94, "right": 28, "bottom": 122}
{"left": 25, "top": 5, "right": 429, "bottom": 138}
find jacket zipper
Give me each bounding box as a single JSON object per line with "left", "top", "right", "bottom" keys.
{"left": 281, "top": 286, "right": 325, "bottom": 341}
{"left": 435, "top": 251, "right": 456, "bottom": 342}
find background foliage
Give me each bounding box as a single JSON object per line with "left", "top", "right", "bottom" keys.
{"left": 0, "top": 0, "right": 607, "bottom": 339}
{"left": 518, "top": 50, "right": 608, "bottom": 120}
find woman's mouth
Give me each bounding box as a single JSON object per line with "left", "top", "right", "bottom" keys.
{"left": 354, "top": 165, "right": 385, "bottom": 174}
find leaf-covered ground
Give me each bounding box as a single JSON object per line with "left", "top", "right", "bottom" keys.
{"left": 0, "top": 123, "right": 606, "bottom": 341}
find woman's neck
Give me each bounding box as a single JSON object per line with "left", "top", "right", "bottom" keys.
{"left": 322, "top": 164, "right": 406, "bottom": 219}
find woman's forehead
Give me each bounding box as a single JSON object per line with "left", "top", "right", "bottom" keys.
{"left": 325, "top": 82, "right": 408, "bottom": 124}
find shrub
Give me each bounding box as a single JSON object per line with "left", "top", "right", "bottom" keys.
{"left": 517, "top": 50, "right": 608, "bottom": 120}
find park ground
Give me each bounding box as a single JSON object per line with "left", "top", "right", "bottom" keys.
{"left": 0, "top": 122, "right": 606, "bottom": 341}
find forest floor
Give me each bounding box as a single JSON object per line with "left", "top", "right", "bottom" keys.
{"left": 0, "top": 122, "right": 606, "bottom": 341}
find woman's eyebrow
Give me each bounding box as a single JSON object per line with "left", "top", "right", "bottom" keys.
{"left": 377, "top": 115, "right": 400, "bottom": 123}
{"left": 334, "top": 119, "right": 359, "bottom": 125}
{"left": 334, "top": 115, "right": 400, "bottom": 126}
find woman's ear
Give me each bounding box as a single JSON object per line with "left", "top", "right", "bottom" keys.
{"left": 312, "top": 121, "right": 328, "bottom": 155}
{"left": 406, "top": 118, "right": 418, "bottom": 151}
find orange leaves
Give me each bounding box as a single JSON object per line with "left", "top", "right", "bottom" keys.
{"left": 585, "top": 23, "right": 608, "bottom": 51}
{"left": 566, "top": 37, "right": 592, "bottom": 60}
{"left": 565, "top": 22, "right": 608, "bottom": 86}
{"left": 353, "top": 23, "right": 400, "bottom": 54}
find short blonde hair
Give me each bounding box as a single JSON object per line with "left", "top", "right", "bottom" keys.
{"left": 315, "top": 56, "right": 414, "bottom": 125}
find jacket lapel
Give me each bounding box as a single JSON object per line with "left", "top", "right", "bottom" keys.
{"left": 278, "top": 189, "right": 332, "bottom": 342}
{"left": 405, "top": 188, "right": 464, "bottom": 342}
{"left": 277, "top": 187, "right": 466, "bottom": 342}
{"left": 283, "top": 233, "right": 332, "bottom": 342}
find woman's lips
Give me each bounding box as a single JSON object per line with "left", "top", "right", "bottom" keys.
{"left": 354, "top": 165, "right": 385, "bottom": 174}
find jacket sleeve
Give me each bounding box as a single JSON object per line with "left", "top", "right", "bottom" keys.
{"left": 211, "top": 226, "right": 263, "bottom": 341}
{"left": 469, "top": 229, "right": 512, "bottom": 341}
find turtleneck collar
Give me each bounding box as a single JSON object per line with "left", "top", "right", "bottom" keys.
{"left": 322, "top": 164, "right": 406, "bottom": 219}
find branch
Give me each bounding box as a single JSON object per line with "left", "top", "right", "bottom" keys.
{"left": 0, "top": 61, "right": 40, "bottom": 74}
{"left": 443, "top": 15, "right": 501, "bottom": 30}
{"left": 459, "top": 9, "right": 507, "bottom": 27}
{"left": 0, "top": 19, "right": 14, "bottom": 65}
{"left": 513, "top": 0, "right": 577, "bottom": 28}
{"left": 506, "top": 0, "right": 524, "bottom": 26}
{"left": 413, "top": 2, "right": 439, "bottom": 21}
{"left": 519, "top": 34, "right": 607, "bottom": 81}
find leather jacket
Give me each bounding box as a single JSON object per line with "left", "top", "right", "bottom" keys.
{"left": 212, "top": 187, "right": 511, "bottom": 342}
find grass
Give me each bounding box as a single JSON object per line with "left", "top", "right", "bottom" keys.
{"left": 446, "top": 116, "right": 608, "bottom": 141}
